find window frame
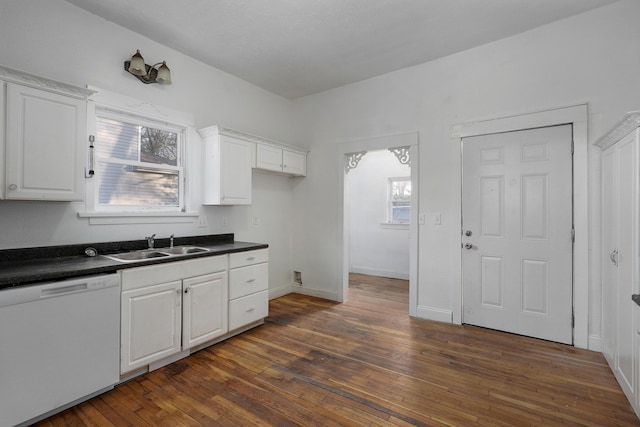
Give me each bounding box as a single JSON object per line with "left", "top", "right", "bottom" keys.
{"left": 387, "top": 176, "right": 411, "bottom": 225}
{"left": 89, "top": 106, "right": 187, "bottom": 214}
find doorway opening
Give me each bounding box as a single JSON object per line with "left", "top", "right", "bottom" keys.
{"left": 337, "top": 132, "right": 419, "bottom": 315}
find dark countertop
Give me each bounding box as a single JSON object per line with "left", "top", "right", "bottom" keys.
{"left": 0, "top": 234, "right": 268, "bottom": 289}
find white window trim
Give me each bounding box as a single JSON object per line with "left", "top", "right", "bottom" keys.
{"left": 79, "top": 87, "right": 197, "bottom": 224}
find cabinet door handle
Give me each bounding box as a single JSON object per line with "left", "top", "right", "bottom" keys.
{"left": 610, "top": 249, "right": 619, "bottom": 266}
{"left": 8, "top": 184, "right": 17, "bottom": 191}
{"left": 184, "top": 287, "right": 190, "bottom": 294}
{"left": 245, "top": 306, "right": 256, "bottom": 312}
{"left": 246, "top": 279, "right": 256, "bottom": 283}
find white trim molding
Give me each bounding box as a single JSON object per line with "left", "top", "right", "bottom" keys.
{"left": 416, "top": 305, "right": 453, "bottom": 323}
{"left": 451, "top": 104, "right": 590, "bottom": 350}
{"left": 0, "top": 64, "right": 95, "bottom": 99}
{"left": 594, "top": 111, "right": 640, "bottom": 151}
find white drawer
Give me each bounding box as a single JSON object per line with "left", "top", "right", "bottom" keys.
{"left": 229, "top": 290, "right": 268, "bottom": 331}
{"left": 121, "top": 255, "right": 228, "bottom": 291}
{"left": 229, "top": 249, "right": 268, "bottom": 269}
{"left": 229, "top": 263, "right": 268, "bottom": 300}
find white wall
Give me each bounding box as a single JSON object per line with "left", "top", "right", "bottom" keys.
{"left": 291, "top": 0, "right": 640, "bottom": 349}
{"left": 348, "top": 150, "right": 410, "bottom": 279}
{"left": 0, "top": 0, "right": 302, "bottom": 293}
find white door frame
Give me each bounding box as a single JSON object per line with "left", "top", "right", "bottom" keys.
{"left": 452, "top": 104, "right": 589, "bottom": 349}
{"left": 337, "top": 132, "right": 419, "bottom": 315}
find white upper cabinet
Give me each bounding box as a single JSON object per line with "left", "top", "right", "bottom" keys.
{"left": 199, "top": 125, "right": 308, "bottom": 205}
{"left": 199, "top": 126, "right": 253, "bottom": 205}
{"left": 0, "top": 65, "right": 94, "bottom": 201}
{"left": 256, "top": 143, "right": 307, "bottom": 176}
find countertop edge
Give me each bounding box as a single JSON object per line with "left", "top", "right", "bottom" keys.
{"left": 0, "top": 240, "right": 268, "bottom": 290}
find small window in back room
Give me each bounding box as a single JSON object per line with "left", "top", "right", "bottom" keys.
{"left": 93, "top": 109, "right": 185, "bottom": 212}
{"left": 388, "top": 177, "right": 411, "bottom": 223}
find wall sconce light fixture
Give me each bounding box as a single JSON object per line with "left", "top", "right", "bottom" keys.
{"left": 124, "top": 50, "right": 171, "bottom": 84}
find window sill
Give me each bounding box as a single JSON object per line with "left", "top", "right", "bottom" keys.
{"left": 78, "top": 211, "right": 200, "bottom": 225}
{"left": 380, "top": 222, "right": 410, "bottom": 230}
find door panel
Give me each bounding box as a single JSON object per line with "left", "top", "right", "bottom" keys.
{"left": 462, "top": 125, "right": 573, "bottom": 344}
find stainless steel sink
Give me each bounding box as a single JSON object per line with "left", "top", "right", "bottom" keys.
{"left": 103, "top": 250, "right": 171, "bottom": 263}
{"left": 157, "top": 246, "right": 210, "bottom": 255}
{"left": 103, "top": 246, "right": 209, "bottom": 263}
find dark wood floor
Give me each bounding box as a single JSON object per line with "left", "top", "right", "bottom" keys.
{"left": 36, "top": 273, "right": 638, "bottom": 426}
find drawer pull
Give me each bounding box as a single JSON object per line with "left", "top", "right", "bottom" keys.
{"left": 245, "top": 306, "right": 256, "bottom": 312}
{"left": 246, "top": 279, "right": 256, "bottom": 283}
{"left": 246, "top": 257, "right": 255, "bottom": 261}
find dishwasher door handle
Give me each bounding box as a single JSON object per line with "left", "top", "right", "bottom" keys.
{"left": 41, "top": 283, "right": 88, "bottom": 297}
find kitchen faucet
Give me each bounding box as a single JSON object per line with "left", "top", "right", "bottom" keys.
{"left": 145, "top": 234, "right": 156, "bottom": 249}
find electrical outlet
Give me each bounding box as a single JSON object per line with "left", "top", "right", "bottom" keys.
{"left": 221, "top": 217, "right": 228, "bottom": 227}
{"left": 252, "top": 215, "right": 260, "bottom": 226}
{"left": 197, "top": 216, "right": 207, "bottom": 228}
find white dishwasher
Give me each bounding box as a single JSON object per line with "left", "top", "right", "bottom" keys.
{"left": 0, "top": 273, "right": 120, "bottom": 427}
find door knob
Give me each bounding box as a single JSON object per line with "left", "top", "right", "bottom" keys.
{"left": 464, "top": 230, "right": 472, "bottom": 236}
{"left": 464, "top": 243, "right": 473, "bottom": 249}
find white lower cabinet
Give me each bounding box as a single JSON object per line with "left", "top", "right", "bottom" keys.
{"left": 120, "top": 250, "right": 269, "bottom": 375}
{"left": 229, "top": 249, "right": 269, "bottom": 331}
{"left": 120, "top": 255, "right": 228, "bottom": 374}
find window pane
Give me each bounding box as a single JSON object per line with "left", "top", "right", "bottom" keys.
{"left": 141, "top": 127, "right": 178, "bottom": 166}
{"left": 95, "top": 117, "right": 139, "bottom": 161}
{"left": 389, "top": 178, "right": 411, "bottom": 224}
{"left": 96, "top": 118, "right": 178, "bottom": 166}
{"left": 391, "top": 180, "right": 411, "bottom": 202}
{"left": 97, "top": 162, "right": 179, "bottom": 206}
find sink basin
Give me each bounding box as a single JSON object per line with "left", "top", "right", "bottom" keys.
{"left": 158, "top": 246, "right": 210, "bottom": 255}
{"left": 104, "top": 250, "right": 171, "bottom": 263}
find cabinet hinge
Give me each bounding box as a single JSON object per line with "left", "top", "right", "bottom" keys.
{"left": 571, "top": 139, "right": 574, "bottom": 155}
{"left": 572, "top": 310, "right": 575, "bottom": 328}
{"left": 571, "top": 226, "right": 575, "bottom": 243}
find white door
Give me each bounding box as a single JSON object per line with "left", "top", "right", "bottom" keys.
{"left": 462, "top": 125, "right": 573, "bottom": 344}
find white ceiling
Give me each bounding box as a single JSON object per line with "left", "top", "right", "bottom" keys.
{"left": 64, "top": 0, "right": 618, "bottom": 99}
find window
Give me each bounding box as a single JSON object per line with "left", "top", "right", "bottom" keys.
{"left": 388, "top": 177, "right": 411, "bottom": 224}
{"left": 93, "top": 109, "right": 185, "bottom": 212}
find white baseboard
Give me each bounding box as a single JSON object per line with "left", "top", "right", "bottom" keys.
{"left": 415, "top": 305, "right": 453, "bottom": 323}
{"left": 350, "top": 266, "right": 409, "bottom": 280}
{"left": 588, "top": 334, "right": 602, "bottom": 352}
{"left": 269, "top": 284, "right": 293, "bottom": 300}
{"left": 290, "top": 283, "right": 341, "bottom": 301}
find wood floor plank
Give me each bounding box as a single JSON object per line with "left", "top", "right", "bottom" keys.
{"left": 32, "top": 273, "right": 639, "bottom": 426}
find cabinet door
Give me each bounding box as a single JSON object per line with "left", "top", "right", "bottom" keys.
{"left": 602, "top": 145, "right": 617, "bottom": 366}
{"left": 5, "top": 83, "right": 85, "bottom": 201}
{"left": 121, "top": 281, "right": 182, "bottom": 374}
{"left": 614, "top": 131, "right": 638, "bottom": 401}
{"left": 220, "top": 135, "right": 252, "bottom": 204}
{"left": 256, "top": 144, "right": 283, "bottom": 172}
{"left": 182, "top": 271, "right": 228, "bottom": 350}
{"left": 283, "top": 150, "right": 306, "bottom": 176}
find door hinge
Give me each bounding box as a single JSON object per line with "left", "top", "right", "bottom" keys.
{"left": 571, "top": 226, "right": 575, "bottom": 243}
{"left": 571, "top": 139, "right": 574, "bottom": 155}
{"left": 571, "top": 311, "right": 575, "bottom": 328}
